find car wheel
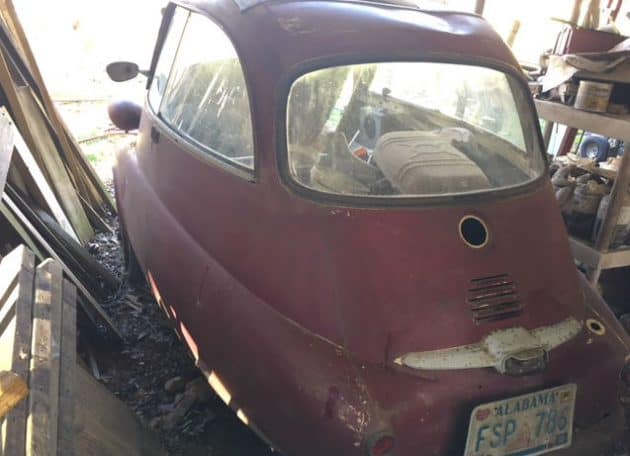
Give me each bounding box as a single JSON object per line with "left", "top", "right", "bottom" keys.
{"left": 580, "top": 136, "right": 610, "bottom": 162}
{"left": 118, "top": 224, "right": 144, "bottom": 285}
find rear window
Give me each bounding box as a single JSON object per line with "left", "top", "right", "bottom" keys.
{"left": 286, "top": 62, "right": 545, "bottom": 198}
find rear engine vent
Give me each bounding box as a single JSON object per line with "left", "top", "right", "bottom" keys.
{"left": 467, "top": 274, "right": 523, "bottom": 324}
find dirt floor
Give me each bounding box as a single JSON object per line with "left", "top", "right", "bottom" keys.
{"left": 83, "top": 181, "right": 274, "bottom": 456}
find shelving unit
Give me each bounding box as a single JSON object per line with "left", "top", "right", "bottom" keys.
{"left": 535, "top": 99, "right": 630, "bottom": 284}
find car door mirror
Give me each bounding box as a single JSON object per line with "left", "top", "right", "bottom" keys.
{"left": 106, "top": 61, "right": 146, "bottom": 82}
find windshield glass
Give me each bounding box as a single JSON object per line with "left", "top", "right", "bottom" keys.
{"left": 286, "top": 62, "right": 545, "bottom": 198}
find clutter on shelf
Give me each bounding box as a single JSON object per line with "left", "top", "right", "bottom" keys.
{"left": 551, "top": 154, "right": 630, "bottom": 248}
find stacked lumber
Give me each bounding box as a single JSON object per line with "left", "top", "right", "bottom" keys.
{"left": 0, "top": 1, "right": 122, "bottom": 339}
{"left": 0, "top": 4, "right": 152, "bottom": 453}
{"left": 0, "top": 246, "right": 164, "bottom": 455}
{"left": 0, "top": 0, "right": 114, "bottom": 226}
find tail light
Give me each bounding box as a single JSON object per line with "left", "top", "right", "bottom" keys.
{"left": 365, "top": 431, "right": 395, "bottom": 456}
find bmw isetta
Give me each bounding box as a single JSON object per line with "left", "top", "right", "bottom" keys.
{"left": 108, "top": 0, "right": 630, "bottom": 454}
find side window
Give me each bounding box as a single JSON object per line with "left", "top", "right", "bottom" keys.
{"left": 159, "top": 13, "right": 255, "bottom": 170}
{"left": 148, "top": 7, "right": 188, "bottom": 111}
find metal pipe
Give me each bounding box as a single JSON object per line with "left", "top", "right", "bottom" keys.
{"left": 475, "top": 0, "right": 485, "bottom": 15}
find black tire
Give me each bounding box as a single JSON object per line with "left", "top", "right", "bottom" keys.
{"left": 580, "top": 135, "right": 610, "bottom": 162}
{"left": 113, "top": 167, "right": 144, "bottom": 285}
{"left": 119, "top": 224, "right": 144, "bottom": 285}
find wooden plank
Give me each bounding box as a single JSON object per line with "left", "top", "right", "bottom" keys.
{"left": 14, "top": 89, "right": 94, "bottom": 243}
{"left": 32, "top": 205, "right": 120, "bottom": 293}
{"left": 0, "top": 108, "right": 79, "bottom": 242}
{"left": 0, "top": 371, "right": 28, "bottom": 419}
{"left": 600, "top": 247, "right": 630, "bottom": 269}
{"left": 0, "top": 42, "right": 92, "bottom": 242}
{"left": 569, "top": 236, "right": 602, "bottom": 270}
{"left": 1, "top": 193, "right": 123, "bottom": 340}
{"left": 10, "top": 148, "right": 68, "bottom": 236}
{"left": 0, "top": 109, "right": 12, "bottom": 194}
{"left": 26, "top": 259, "right": 62, "bottom": 456}
{"left": 6, "top": 158, "right": 30, "bottom": 197}
{"left": 57, "top": 279, "right": 76, "bottom": 456}
{"left": 0, "top": 245, "right": 35, "bottom": 456}
{"left": 569, "top": 236, "right": 630, "bottom": 270}
{"left": 79, "top": 194, "right": 114, "bottom": 235}
{"left": 0, "top": 200, "right": 45, "bottom": 260}
{"left": 74, "top": 366, "right": 165, "bottom": 456}
{"left": 47, "top": 263, "right": 62, "bottom": 456}
{"left": 535, "top": 99, "right": 630, "bottom": 143}
{"left": 8, "top": 182, "right": 119, "bottom": 293}
{"left": 6, "top": 185, "right": 120, "bottom": 294}
{"left": 0, "top": 0, "right": 115, "bottom": 214}
{"left": 0, "top": 2, "right": 25, "bottom": 59}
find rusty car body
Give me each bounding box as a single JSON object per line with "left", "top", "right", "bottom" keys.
{"left": 109, "top": 0, "right": 630, "bottom": 454}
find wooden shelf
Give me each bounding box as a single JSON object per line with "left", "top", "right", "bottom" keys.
{"left": 538, "top": 99, "right": 630, "bottom": 284}
{"left": 569, "top": 236, "right": 630, "bottom": 271}
{"left": 535, "top": 100, "right": 630, "bottom": 142}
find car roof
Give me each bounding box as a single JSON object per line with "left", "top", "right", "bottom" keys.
{"left": 175, "top": 0, "right": 519, "bottom": 81}
{"left": 231, "top": 0, "right": 476, "bottom": 14}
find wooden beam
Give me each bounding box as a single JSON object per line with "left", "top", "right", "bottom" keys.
{"left": 0, "top": 107, "right": 12, "bottom": 194}
{"left": 73, "top": 366, "right": 165, "bottom": 455}
{"left": 570, "top": 0, "right": 582, "bottom": 25}
{"left": 1, "top": 193, "right": 122, "bottom": 340}
{"left": 0, "top": 245, "right": 35, "bottom": 455}
{"left": 32, "top": 205, "right": 120, "bottom": 293}
{"left": 0, "top": 371, "right": 28, "bottom": 420}
{"left": 14, "top": 89, "right": 94, "bottom": 243}
{"left": 536, "top": 100, "right": 630, "bottom": 142}
{"left": 26, "top": 259, "right": 62, "bottom": 456}
{"left": 0, "top": 44, "right": 92, "bottom": 242}
{"left": 0, "top": 2, "right": 24, "bottom": 59}
{"left": 0, "top": 200, "right": 44, "bottom": 259}
{"left": 0, "top": 0, "right": 115, "bottom": 214}
{"left": 6, "top": 186, "right": 120, "bottom": 294}
{"left": 0, "top": 108, "right": 79, "bottom": 242}
{"left": 79, "top": 193, "right": 114, "bottom": 235}
{"left": 56, "top": 279, "right": 76, "bottom": 456}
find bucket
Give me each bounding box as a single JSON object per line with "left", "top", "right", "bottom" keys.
{"left": 575, "top": 80, "right": 613, "bottom": 112}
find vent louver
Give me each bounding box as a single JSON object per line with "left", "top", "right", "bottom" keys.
{"left": 467, "top": 274, "right": 523, "bottom": 324}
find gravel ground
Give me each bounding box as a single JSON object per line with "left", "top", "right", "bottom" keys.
{"left": 85, "top": 181, "right": 274, "bottom": 456}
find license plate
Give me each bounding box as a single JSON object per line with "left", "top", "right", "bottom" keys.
{"left": 464, "top": 384, "right": 576, "bottom": 456}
